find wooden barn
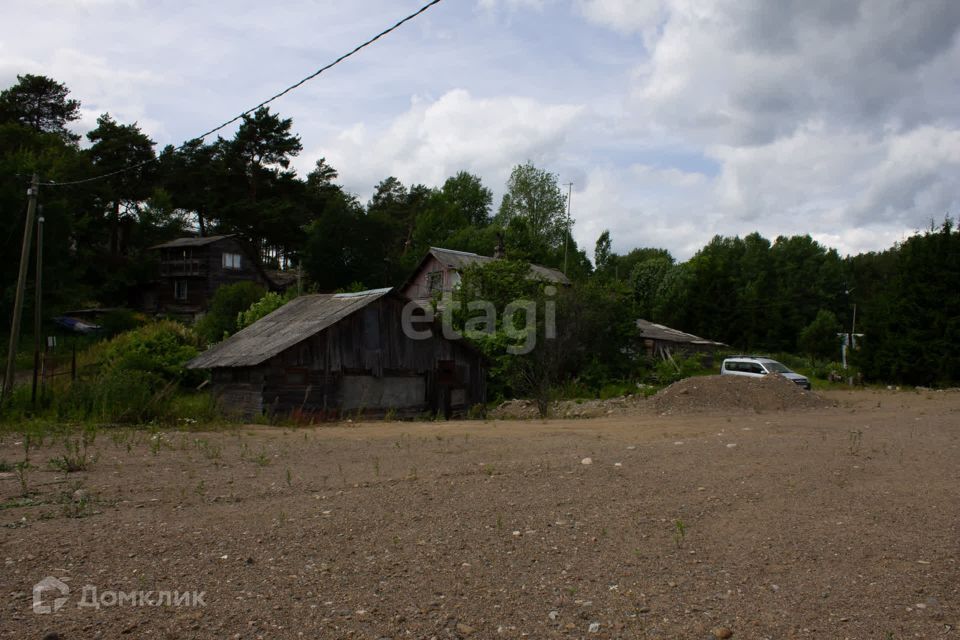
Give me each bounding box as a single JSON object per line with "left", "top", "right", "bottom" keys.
{"left": 147, "top": 235, "right": 290, "bottom": 318}
{"left": 186, "top": 288, "right": 486, "bottom": 419}
{"left": 636, "top": 319, "right": 726, "bottom": 364}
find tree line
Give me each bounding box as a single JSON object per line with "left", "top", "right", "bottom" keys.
{"left": 1, "top": 74, "right": 957, "bottom": 387}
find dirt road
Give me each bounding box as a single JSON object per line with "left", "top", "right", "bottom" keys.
{"left": 1, "top": 388, "right": 958, "bottom": 638}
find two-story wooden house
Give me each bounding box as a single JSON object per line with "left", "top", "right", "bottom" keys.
{"left": 148, "top": 235, "right": 285, "bottom": 318}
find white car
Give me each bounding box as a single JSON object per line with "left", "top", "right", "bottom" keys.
{"left": 721, "top": 356, "right": 811, "bottom": 390}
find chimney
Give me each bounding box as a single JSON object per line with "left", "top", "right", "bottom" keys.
{"left": 494, "top": 233, "right": 505, "bottom": 259}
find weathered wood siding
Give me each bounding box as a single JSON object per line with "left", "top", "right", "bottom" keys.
{"left": 216, "top": 296, "right": 486, "bottom": 418}
{"left": 400, "top": 254, "right": 458, "bottom": 301}
{"left": 155, "top": 237, "right": 271, "bottom": 315}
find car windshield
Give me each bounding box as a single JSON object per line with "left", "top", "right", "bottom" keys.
{"left": 764, "top": 361, "right": 791, "bottom": 373}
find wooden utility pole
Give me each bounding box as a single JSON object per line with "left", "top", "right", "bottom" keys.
{"left": 3, "top": 174, "right": 39, "bottom": 400}
{"left": 32, "top": 207, "right": 45, "bottom": 404}
{"left": 563, "top": 182, "right": 573, "bottom": 275}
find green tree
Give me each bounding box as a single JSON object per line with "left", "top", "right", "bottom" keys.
{"left": 495, "top": 162, "right": 568, "bottom": 252}
{"left": 799, "top": 309, "right": 842, "bottom": 360}
{"left": 441, "top": 171, "right": 492, "bottom": 227}
{"left": 594, "top": 230, "right": 613, "bottom": 276}
{"left": 0, "top": 74, "right": 81, "bottom": 143}
{"left": 86, "top": 113, "right": 157, "bottom": 255}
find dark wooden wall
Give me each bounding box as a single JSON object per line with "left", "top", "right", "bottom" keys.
{"left": 155, "top": 238, "right": 271, "bottom": 315}
{"left": 213, "top": 296, "right": 486, "bottom": 418}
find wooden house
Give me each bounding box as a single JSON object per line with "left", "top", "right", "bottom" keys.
{"left": 148, "top": 235, "right": 287, "bottom": 318}
{"left": 401, "top": 247, "right": 570, "bottom": 303}
{"left": 636, "top": 319, "right": 726, "bottom": 364}
{"left": 186, "top": 288, "right": 486, "bottom": 419}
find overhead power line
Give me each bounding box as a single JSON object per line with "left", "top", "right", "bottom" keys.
{"left": 39, "top": 0, "right": 444, "bottom": 188}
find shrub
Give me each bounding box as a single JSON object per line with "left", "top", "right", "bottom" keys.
{"left": 195, "top": 282, "right": 265, "bottom": 344}
{"left": 237, "top": 289, "right": 294, "bottom": 330}
{"left": 99, "top": 308, "right": 147, "bottom": 336}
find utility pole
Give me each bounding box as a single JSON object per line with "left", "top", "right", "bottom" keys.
{"left": 32, "top": 207, "right": 45, "bottom": 405}
{"left": 563, "top": 182, "right": 573, "bottom": 275}
{"left": 3, "top": 174, "right": 39, "bottom": 401}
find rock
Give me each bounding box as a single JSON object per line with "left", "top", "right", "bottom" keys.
{"left": 581, "top": 457, "right": 593, "bottom": 465}
{"left": 588, "top": 622, "right": 600, "bottom": 633}
{"left": 72, "top": 489, "right": 89, "bottom": 502}
{"left": 712, "top": 627, "right": 733, "bottom": 639}
{"left": 456, "top": 622, "right": 475, "bottom": 635}
{"left": 42, "top": 633, "right": 61, "bottom": 640}
{"left": 548, "top": 610, "right": 559, "bottom": 621}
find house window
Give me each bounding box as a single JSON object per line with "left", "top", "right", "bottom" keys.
{"left": 427, "top": 271, "right": 443, "bottom": 294}
{"left": 174, "top": 280, "right": 188, "bottom": 301}
{"left": 223, "top": 252, "right": 242, "bottom": 270}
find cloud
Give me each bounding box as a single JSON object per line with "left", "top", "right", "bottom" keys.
{"left": 575, "top": 0, "right": 666, "bottom": 41}
{"left": 629, "top": 0, "right": 960, "bottom": 146}
{"left": 306, "top": 89, "right": 583, "bottom": 201}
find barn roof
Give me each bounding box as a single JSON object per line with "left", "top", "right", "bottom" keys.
{"left": 187, "top": 288, "right": 393, "bottom": 369}
{"left": 636, "top": 319, "right": 726, "bottom": 347}
{"left": 149, "top": 234, "right": 236, "bottom": 249}
{"left": 418, "top": 247, "right": 571, "bottom": 285}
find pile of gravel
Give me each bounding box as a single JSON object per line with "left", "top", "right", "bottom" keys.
{"left": 650, "top": 374, "right": 831, "bottom": 414}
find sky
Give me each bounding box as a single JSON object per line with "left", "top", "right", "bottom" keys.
{"left": 2, "top": 0, "right": 960, "bottom": 261}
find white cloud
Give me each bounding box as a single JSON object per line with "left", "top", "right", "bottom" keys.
{"left": 576, "top": 0, "right": 666, "bottom": 42}
{"left": 307, "top": 89, "right": 583, "bottom": 202}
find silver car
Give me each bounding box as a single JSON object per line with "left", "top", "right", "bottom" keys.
{"left": 721, "top": 356, "right": 811, "bottom": 390}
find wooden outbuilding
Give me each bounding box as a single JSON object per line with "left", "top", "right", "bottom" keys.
{"left": 187, "top": 288, "right": 486, "bottom": 419}
{"left": 636, "top": 319, "right": 727, "bottom": 364}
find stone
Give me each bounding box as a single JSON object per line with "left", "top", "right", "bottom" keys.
{"left": 581, "top": 458, "right": 593, "bottom": 465}
{"left": 588, "top": 622, "right": 600, "bottom": 633}
{"left": 712, "top": 627, "right": 733, "bottom": 639}
{"left": 456, "top": 622, "right": 475, "bottom": 635}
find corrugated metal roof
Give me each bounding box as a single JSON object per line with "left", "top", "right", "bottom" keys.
{"left": 428, "top": 247, "right": 571, "bottom": 285}
{"left": 636, "top": 319, "right": 726, "bottom": 346}
{"left": 149, "top": 234, "right": 235, "bottom": 250}
{"left": 187, "top": 288, "right": 392, "bottom": 369}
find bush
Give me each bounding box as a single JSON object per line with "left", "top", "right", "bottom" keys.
{"left": 237, "top": 289, "right": 295, "bottom": 330}
{"left": 195, "top": 282, "right": 265, "bottom": 344}
{"left": 99, "top": 308, "right": 147, "bottom": 336}
{"left": 99, "top": 320, "right": 201, "bottom": 383}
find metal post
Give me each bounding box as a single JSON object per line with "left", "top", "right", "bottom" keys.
{"left": 32, "top": 207, "right": 45, "bottom": 404}
{"left": 3, "top": 174, "right": 39, "bottom": 401}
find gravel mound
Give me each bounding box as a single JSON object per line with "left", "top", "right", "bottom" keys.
{"left": 650, "top": 374, "right": 831, "bottom": 414}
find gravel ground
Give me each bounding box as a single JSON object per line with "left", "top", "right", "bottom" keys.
{"left": 1, "top": 387, "right": 958, "bottom": 639}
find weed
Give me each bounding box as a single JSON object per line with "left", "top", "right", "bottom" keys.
{"left": 674, "top": 519, "right": 686, "bottom": 548}
{"left": 14, "top": 461, "right": 33, "bottom": 496}
{"left": 286, "top": 468, "right": 292, "bottom": 487}
{"left": 384, "top": 408, "right": 398, "bottom": 422}
{"left": 194, "top": 480, "right": 206, "bottom": 497}
{"left": 254, "top": 451, "right": 270, "bottom": 467}
{"left": 372, "top": 456, "right": 381, "bottom": 478}
{"left": 0, "top": 460, "right": 11, "bottom": 472}
{"left": 50, "top": 427, "right": 98, "bottom": 473}
{"left": 482, "top": 463, "right": 496, "bottom": 477}
{"left": 407, "top": 466, "right": 418, "bottom": 482}
{"left": 848, "top": 429, "right": 863, "bottom": 456}
{"left": 195, "top": 438, "right": 222, "bottom": 461}
{"left": 496, "top": 514, "right": 503, "bottom": 530}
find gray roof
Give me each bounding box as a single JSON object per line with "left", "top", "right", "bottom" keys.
{"left": 149, "top": 234, "right": 236, "bottom": 250}
{"left": 187, "top": 288, "right": 392, "bottom": 369}
{"left": 636, "top": 319, "right": 726, "bottom": 346}
{"left": 427, "top": 247, "right": 571, "bottom": 285}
